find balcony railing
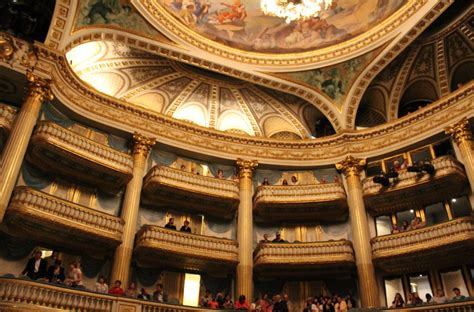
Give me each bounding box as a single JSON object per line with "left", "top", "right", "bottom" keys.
{"left": 135, "top": 225, "right": 239, "bottom": 272}
{"left": 142, "top": 165, "right": 240, "bottom": 219}
{"left": 254, "top": 240, "right": 354, "bottom": 278}
{"left": 5, "top": 187, "right": 124, "bottom": 252}
{"left": 0, "top": 103, "right": 16, "bottom": 145}
{"left": 0, "top": 277, "right": 227, "bottom": 311}
{"left": 379, "top": 300, "right": 474, "bottom": 312}
{"left": 253, "top": 183, "right": 347, "bottom": 222}
{"left": 363, "top": 156, "right": 468, "bottom": 214}
{"left": 371, "top": 217, "right": 474, "bottom": 272}
{"left": 28, "top": 121, "right": 133, "bottom": 193}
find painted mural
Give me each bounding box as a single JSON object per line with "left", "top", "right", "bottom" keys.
{"left": 75, "top": 0, "right": 159, "bottom": 37}
{"left": 158, "top": 0, "right": 406, "bottom": 53}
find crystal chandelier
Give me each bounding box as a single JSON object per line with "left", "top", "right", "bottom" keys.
{"left": 260, "top": 0, "right": 332, "bottom": 23}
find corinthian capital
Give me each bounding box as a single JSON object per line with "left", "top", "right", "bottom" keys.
{"left": 445, "top": 118, "right": 472, "bottom": 145}
{"left": 336, "top": 156, "right": 366, "bottom": 178}
{"left": 236, "top": 158, "right": 258, "bottom": 179}
{"left": 26, "top": 71, "right": 53, "bottom": 101}
{"left": 132, "top": 133, "right": 156, "bottom": 157}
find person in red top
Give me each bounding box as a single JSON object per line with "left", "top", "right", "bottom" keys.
{"left": 235, "top": 295, "right": 249, "bottom": 310}
{"left": 208, "top": 297, "right": 219, "bottom": 309}
{"left": 109, "top": 280, "right": 125, "bottom": 296}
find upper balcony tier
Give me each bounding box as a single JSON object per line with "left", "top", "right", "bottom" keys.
{"left": 4, "top": 187, "right": 124, "bottom": 253}
{"left": 134, "top": 225, "right": 239, "bottom": 273}
{"left": 0, "top": 103, "right": 16, "bottom": 147}
{"left": 254, "top": 240, "right": 355, "bottom": 278}
{"left": 363, "top": 156, "right": 469, "bottom": 214}
{"left": 253, "top": 183, "right": 348, "bottom": 222}
{"left": 371, "top": 217, "right": 474, "bottom": 273}
{"left": 28, "top": 121, "right": 133, "bottom": 194}
{"left": 142, "top": 165, "right": 240, "bottom": 219}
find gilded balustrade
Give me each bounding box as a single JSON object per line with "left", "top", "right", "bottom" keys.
{"left": 28, "top": 121, "right": 133, "bottom": 193}
{"left": 253, "top": 240, "right": 355, "bottom": 278}
{"left": 142, "top": 165, "right": 240, "bottom": 219}
{"left": 371, "top": 217, "right": 474, "bottom": 273}
{"left": 379, "top": 300, "right": 474, "bottom": 312}
{"left": 363, "top": 156, "right": 468, "bottom": 214}
{"left": 135, "top": 225, "right": 239, "bottom": 272}
{"left": 253, "top": 183, "right": 348, "bottom": 222}
{"left": 4, "top": 187, "right": 124, "bottom": 252}
{"left": 0, "top": 103, "right": 16, "bottom": 144}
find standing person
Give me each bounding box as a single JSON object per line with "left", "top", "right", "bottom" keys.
{"left": 47, "top": 259, "right": 65, "bottom": 284}
{"left": 138, "top": 288, "right": 152, "bottom": 300}
{"left": 201, "top": 289, "right": 212, "bottom": 307}
{"left": 433, "top": 289, "right": 447, "bottom": 303}
{"left": 223, "top": 294, "right": 233, "bottom": 309}
{"left": 335, "top": 296, "right": 347, "bottom": 312}
{"left": 21, "top": 250, "right": 48, "bottom": 280}
{"left": 452, "top": 288, "right": 466, "bottom": 301}
{"left": 390, "top": 293, "right": 404, "bottom": 308}
{"left": 126, "top": 282, "right": 138, "bottom": 298}
{"left": 94, "top": 275, "right": 109, "bottom": 294}
{"left": 235, "top": 295, "right": 249, "bottom": 310}
{"left": 45, "top": 250, "right": 60, "bottom": 267}
{"left": 304, "top": 297, "right": 318, "bottom": 312}
{"left": 272, "top": 294, "right": 288, "bottom": 312}
{"left": 109, "top": 280, "right": 125, "bottom": 296}
{"left": 180, "top": 220, "right": 192, "bottom": 232}
{"left": 165, "top": 218, "right": 177, "bottom": 230}
{"left": 71, "top": 262, "right": 84, "bottom": 288}
{"left": 153, "top": 283, "right": 168, "bottom": 302}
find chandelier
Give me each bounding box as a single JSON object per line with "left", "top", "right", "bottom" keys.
{"left": 260, "top": 0, "right": 332, "bottom": 23}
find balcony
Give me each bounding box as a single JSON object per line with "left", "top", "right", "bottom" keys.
{"left": 4, "top": 187, "right": 124, "bottom": 253}
{"left": 379, "top": 301, "right": 474, "bottom": 312}
{"left": 142, "top": 165, "right": 240, "bottom": 219}
{"left": 0, "top": 277, "right": 227, "bottom": 311}
{"left": 28, "top": 121, "right": 133, "bottom": 193}
{"left": 253, "top": 240, "right": 355, "bottom": 278}
{"left": 371, "top": 217, "right": 474, "bottom": 273}
{"left": 363, "top": 156, "right": 468, "bottom": 214}
{"left": 134, "top": 225, "right": 239, "bottom": 272}
{"left": 0, "top": 103, "right": 16, "bottom": 147}
{"left": 253, "top": 183, "right": 348, "bottom": 222}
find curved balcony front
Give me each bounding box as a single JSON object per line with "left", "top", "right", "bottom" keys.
{"left": 253, "top": 183, "right": 348, "bottom": 222}
{"left": 0, "top": 103, "right": 16, "bottom": 147}
{"left": 142, "top": 165, "right": 240, "bottom": 219}
{"left": 363, "top": 156, "right": 469, "bottom": 214}
{"left": 28, "top": 121, "right": 133, "bottom": 194}
{"left": 134, "top": 225, "right": 239, "bottom": 273}
{"left": 253, "top": 240, "right": 355, "bottom": 278}
{"left": 4, "top": 187, "right": 124, "bottom": 253}
{"left": 371, "top": 217, "right": 474, "bottom": 273}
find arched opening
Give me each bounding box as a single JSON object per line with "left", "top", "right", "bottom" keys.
{"left": 399, "top": 80, "right": 438, "bottom": 118}
{"left": 356, "top": 88, "right": 387, "bottom": 128}
{"left": 302, "top": 106, "right": 335, "bottom": 138}
{"left": 451, "top": 61, "right": 474, "bottom": 91}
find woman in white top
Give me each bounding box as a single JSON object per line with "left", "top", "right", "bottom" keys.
{"left": 72, "top": 262, "right": 83, "bottom": 288}
{"left": 433, "top": 289, "right": 448, "bottom": 304}
{"left": 94, "top": 275, "right": 109, "bottom": 294}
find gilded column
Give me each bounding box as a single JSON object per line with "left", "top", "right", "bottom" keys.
{"left": 446, "top": 119, "right": 474, "bottom": 193}
{"left": 110, "top": 133, "right": 155, "bottom": 286}
{"left": 236, "top": 158, "right": 258, "bottom": 301}
{"left": 0, "top": 72, "right": 53, "bottom": 222}
{"left": 336, "top": 156, "right": 379, "bottom": 308}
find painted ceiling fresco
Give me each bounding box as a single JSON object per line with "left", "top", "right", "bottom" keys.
{"left": 157, "top": 0, "right": 406, "bottom": 53}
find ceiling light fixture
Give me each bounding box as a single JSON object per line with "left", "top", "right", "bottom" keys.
{"left": 260, "top": 0, "right": 332, "bottom": 23}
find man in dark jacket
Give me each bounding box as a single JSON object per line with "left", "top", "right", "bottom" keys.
{"left": 21, "top": 250, "right": 48, "bottom": 280}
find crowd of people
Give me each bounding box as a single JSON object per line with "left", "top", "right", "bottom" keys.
{"left": 390, "top": 288, "right": 467, "bottom": 308}
{"left": 391, "top": 216, "right": 425, "bottom": 234}
{"left": 262, "top": 175, "right": 340, "bottom": 187}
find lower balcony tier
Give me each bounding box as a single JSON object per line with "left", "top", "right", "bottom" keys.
{"left": 371, "top": 217, "right": 474, "bottom": 273}
{"left": 253, "top": 183, "right": 348, "bottom": 222}
{"left": 134, "top": 225, "right": 239, "bottom": 273}
{"left": 142, "top": 165, "right": 240, "bottom": 219}
{"left": 363, "top": 156, "right": 469, "bottom": 214}
{"left": 253, "top": 240, "right": 355, "bottom": 278}
{"left": 4, "top": 187, "right": 124, "bottom": 253}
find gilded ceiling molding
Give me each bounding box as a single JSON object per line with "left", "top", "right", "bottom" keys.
{"left": 342, "top": 0, "right": 452, "bottom": 129}
{"left": 208, "top": 85, "right": 219, "bottom": 129}
{"left": 435, "top": 39, "right": 450, "bottom": 97}
{"left": 164, "top": 80, "right": 201, "bottom": 116}
{"left": 121, "top": 72, "right": 182, "bottom": 101}
{"left": 32, "top": 44, "right": 474, "bottom": 166}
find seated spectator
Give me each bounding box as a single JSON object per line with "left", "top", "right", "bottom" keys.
{"left": 282, "top": 179, "right": 288, "bottom": 186}
{"left": 21, "top": 250, "right": 48, "bottom": 280}
{"left": 126, "top": 282, "right": 138, "bottom": 298}
{"left": 433, "top": 289, "right": 447, "bottom": 304}
{"left": 216, "top": 292, "right": 225, "bottom": 308}
{"left": 138, "top": 288, "right": 151, "bottom": 300}
{"left": 391, "top": 224, "right": 400, "bottom": 234}
{"left": 153, "top": 283, "right": 168, "bottom": 302}
{"left": 401, "top": 220, "right": 411, "bottom": 231}
{"left": 452, "top": 287, "right": 466, "bottom": 301}
{"left": 335, "top": 296, "right": 347, "bottom": 312}
{"left": 262, "top": 177, "right": 270, "bottom": 185}
{"left": 346, "top": 294, "right": 356, "bottom": 309}
{"left": 411, "top": 217, "right": 425, "bottom": 230}
{"left": 223, "top": 294, "right": 233, "bottom": 309}
{"left": 408, "top": 292, "right": 423, "bottom": 306}
{"left": 47, "top": 259, "right": 65, "bottom": 284}
{"left": 201, "top": 289, "right": 212, "bottom": 307}
{"left": 272, "top": 294, "right": 288, "bottom": 311}
{"left": 272, "top": 232, "right": 286, "bottom": 243}
{"left": 45, "top": 250, "right": 60, "bottom": 267}
{"left": 390, "top": 293, "right": 404, "bottom": 308}
{"left": 321, "top": 175, "right": 328, "bottom": 183}
{"left": 322, "top": 296, "right": 333, "bottom": 312}
{"left": 290, "top": 175, "right": 299, "bottom": 185}
{"left": 216, "top": 169, "right": 225, "bottom": 179}
{"left": 94, "top": 275, "right": 109, "bottom": 294}
{"left": 235, "top": 295, "right": 249, "bottom": 310}
{"left": 333, "top": 175, "right": 340, "bottom": 183}
{"left": 164, "top": 218, "right": 177, "bottom": 230}
{"left": 180, "top": 164, "right": 186, "bottom": 171}
{"left": 208, "top": 296, "right": 219, "bottom": 309}
{"left": 425, "top": 293, "right": 432, "bottom": 303}
{"left": 393, "top": 159, "right": 407, "bottom": 172}
{"left": 109, "top": 280, "right": 125, "bottom": 296}
{"left": 180, "top": 220, "right": 192, "bottom": 233}
{"left": 304, "top": 297, "right": 318, "bottom": 312}
{"left": 260, "top": 233, "right": 270, "bottom": 243}
{"left": 65, "top": 262, "right": 83, "bottom": 288}
{"left": 260, "top": 294, "right": 272, "bottom": 312}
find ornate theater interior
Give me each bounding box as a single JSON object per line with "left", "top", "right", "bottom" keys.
{"left": 0, "top": 0, "right": 473, "bottom": 311}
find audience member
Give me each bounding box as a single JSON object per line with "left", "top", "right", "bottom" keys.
{"left": 282, "top": 179, "right": 288, "bottom": 186}
{"left": 45, "top": 250, "right": 60, "bottom": 267}
{"left": 333, "top": 175, "right": 340, "bottom": 183}
{"left": 411, "top": 217, "right": 425, "bottom": 230}
{"left": 109, "top": 280, "right": 125, "bottom": 296}
{"left": 21, "top": 250, "right": 48, "bottom": 280}
{"left": 433, "top": 289, "right": 447, "bottom": 304}
{"left": 335, "top": 296, "right": 347, "bottom": 312}
{"left": 180, "top": 164, "right": 186, "bottom": 171}
{"left": 201, "top": 289, "right": 212, "bottom": 307}
{"left": 322, "top": 296, "right": 333, "bottom": 312}
{"left": 425, "top": 293, "right": 432, "bottom": 303}
{"left": 165, "top": 218, "right": 177, "bottom": 230}
{"left": 283, "top": 293, "right": 292, "bottom": 311}
{"left": 272, "top": 232, "right": 286, "bottom": 243}
{"left": 262, "top": 177, "right": 270, "bottom": 185}
{"left": 346, "top": 294, "right": 356, "bottom": 309}
{"left": 290, "top": 176, "right": 299, "bottom": 185}
{"left": 391, "top": 293, "right": 404, "bottom": 308}
{"left": 272, "top": 294, "right": 288, "bottom": 312}
{"left": 216, "top": 292, "right": 225, "bottom": 308}
{"left": 304, "top": 297, "right": 318, "bottom": 312}
{"left": 321, "top": 176, "right": 328, "bottom": 183}
{"left": 208, "top": 297, "right": 219, "bottom": 309}
{"left": 223, "top": 294, "right": 233, "bottom": 309}
{"left": 452, "top": 288, "right": 466, "bottom": 301}
{"left": 94, "top": 275, "right": 109, "bottom": 294}
{"left": 138, "top": 288, "right": 152, "bottom": 300}
{"left": 216, "top": 169, "right": 225, "bottom": 179}
{"left": 65, "top": 262, "right": 83, "bottom": 288}
{"left": 235, "top": 295, "right": 249, "bottom": 310}
{"left": 401, "top": 220, "right": 411, "bottom": 231}
{"left": 180, "top": 220, "right": 192, "bottom": 233}
{"left": 47, "top": 259, "right": 65, "bottom": 284}
{"left": 409, "top": 292, "right": 423, "bottom": 306}
{"left": 153, "top": 283, "right": 168, "bottom": 302}
{"left": 391, "top": 224, "right": 400, "bottom": 234}
{"left": 126, "top": 282, "right": 138, "bottom": 298}
{"left": 260, "top": 233, "right": 270, "bottom": 243}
